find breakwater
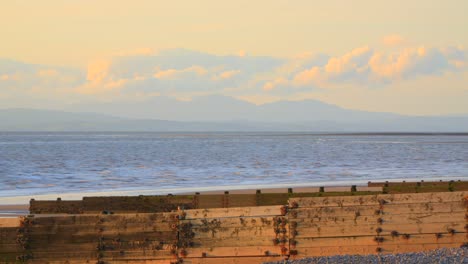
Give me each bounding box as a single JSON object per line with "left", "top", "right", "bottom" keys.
{"left": 1, "top": 188, "right": 467, "bottom": 263}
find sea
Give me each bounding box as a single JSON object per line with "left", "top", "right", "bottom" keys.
{"left": 0, "top": 132, "right": 467, "bottom": 202}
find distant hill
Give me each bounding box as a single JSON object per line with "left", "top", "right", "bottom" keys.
{"left": 1, "top": 97, "right": 468, "bottom": 132}
{"left": 66, "top": 95, "right": 402, "bottom": 122}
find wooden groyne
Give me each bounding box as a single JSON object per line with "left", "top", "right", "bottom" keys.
{"left": 29, "top": 187, "right": 382, "bottom": 215}
{"left": 1, "top": 188, "right": 468, "bottom": 263}
{"left": 27, "top": 180, "right": 467, "bottom": 215}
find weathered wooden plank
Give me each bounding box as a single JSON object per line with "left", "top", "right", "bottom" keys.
{"left": 27, "top": 236, "right": 176, "bottom": 248}
{"left": 26, "top": 232, "right": 178, "bottom": 247}
{"left": 183, "top": 206, "right": 284, "bottom": 219}
{"left": 0, "top": 227, "right": 18, "bottom": 239}
{"left": 0, "top": 243, "right": 21, "bottom": 253}
{"left": 97, "top": 260, "right": 173, "bottom": 264}
{"left": 256, "top": 193, "right": 289, "bottom": 206}
{"left": 290, "top": 201, "right": 465, "bottom": 219}
{"left": 381, "top": 211, "right": 466, "bottom": 225}
{"left": 29, "top": 251, "right": 97, "bottom": 260}
{"left": 28, "top": 217, "right": 178, "bottom": 233}
{"left": 82, "top": 195, "right": 195, "bottom": 213}
{"left": 0, "top": 252, "right": 24, "bottom": 263}
{"left": 100, "top": 249, "right": 176, "bottom": 260}
{"left": 188, "top": 237, "right": 281, "bottom": 247}
{"left": 103, "top": 261, "right": 173, "bottom": 264}
{"left": 182, "top": 216, "right": 278, "bottom": 228}
{"left": 27, "top": 231, "right": 178, "bottom": 245}
{"left": 31, "top": 212, "right": 178, "bottom": 225}
{"left": 191, "top": 226, "right": 282, "bottom": 239}
{"left": 289, "top": 191, "right": 468, "bottom": 208}
{"left": 293, "top": 233, "right": 467, "bottom": 248}
{"left": 44, "top": 261, "right": 102, "bottom": 264}
{"left": 293, "top": 211, "right": 466, "bottom": 227}
{"left": 179, "top": 245, "right": 286, "bottom": 258}
{"left": 294, "top": 222, "right": 466, "bottom": 238}
{"left": 28, "top": 225, "right": 176, "bottom": 236}
{"left": 102, "top": 241, "right": 176, "bottom": 251}
{"left": 368, "top": 181, "right": 456, "bottom": 187}
{"left": 30, "top": 200, "right": 84, "bottom": 214}
{"left": 31, "top": 215, "right": 99, "bottom": 225}
{"left": 27, "top": 243, "right": 98, "bottom": 252}
{"left": 225, "top": 194, "right": 258, "bottom": 208}
{"left": 195, "top": 195, "right": 225, "bottom": 209}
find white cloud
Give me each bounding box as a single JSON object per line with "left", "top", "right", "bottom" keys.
{"left": 369, "top": 46, "right": 450, "bottom": 79}
{"left": 292, "top": 67, "right": 321, "bottom": 86}
{"left": 154, "top": 66, "right": 208, "bottom": 80}
{"left": 292, "top": 45, "right": 466, "bottom": 86}
{"left": 263, "top": 78, "right": 288, "bottom": 91}
{"left": 86, "top": 59, "right": 111, "bottom": 84}
{"left": 75, "top": 59, "right": 128, "bottom": 94}
{"left": 324, "top": 46, "right": 371, "bottom": 74}
{"left": 211, "top": 70, "right": 241, "bottom": 81}
{"left": 2, "top": 44, "right": 467, "bottom": 110}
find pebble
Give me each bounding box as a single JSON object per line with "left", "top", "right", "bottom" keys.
{"left": 265, "top": 247, "right": 468, "bottom": 264}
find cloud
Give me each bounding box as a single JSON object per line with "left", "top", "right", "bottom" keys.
{"left": 263, "top": 78, "right": 288, "bottom": 91}
{"left": 291, "top": 46, "right": 372, "bottom": 86}
{"left": 1, "top": 44, "right": 466, "bottom": 109}
{"left": 105, "top": 49, "right": 284, "bottom": 97}
{"left": 37, "top": 69, "right": 59, "bottom": 78}
{"left": 441, "top": 46, "right": 466, "bottom": 69}
{"left": 292, "top": 67, "right": 321, "bottom": 86}
{"left": 154, "top": 65, "right": 208, "bottom": 80}
{"left": 86, "top": 59, "right": 111, "bottom": 84}
{"left": 153, "top": 69, "right": 178, "bottom": 79}
{"left": 0, "top": 59, "right": 84, "bottom": 92}
{"left": 0, "top": 74, "right": 12, "bottom": 81}
{"left": 324, "top": 46, "right": 372, "bottom": 74}
{"left": 211, "top": 70, "right": 241, "bottom": 81}
{"left": 369, "top": 46, "right": 450, "bottom": 79}
{"left": 292, "top": 45, "right": 466, "bottom": 86}
{"left": 105, "top": 79, "right": 128, "bottom": 89}
{"left": 382, "top": 34, "right": 405, "bottom": 46}
{"left": 237, "top": 50, "right": 247, "bottom": 57}
{"left": 75, "top": 59, "right": 128, "bottom": 94}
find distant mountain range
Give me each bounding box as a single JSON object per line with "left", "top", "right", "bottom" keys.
{"left": 1, "top": 96, "right": 468, "bottom": 131}
{"left": 65, "top": 95, "right": 402, "bottom": 122}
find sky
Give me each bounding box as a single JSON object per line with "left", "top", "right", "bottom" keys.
{"left": 0, "top": 0, "right": 467, "bottom": 116}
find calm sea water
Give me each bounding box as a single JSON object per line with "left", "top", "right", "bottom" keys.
{"left": 0, "top": 132, "right": 467, "bottom": 198}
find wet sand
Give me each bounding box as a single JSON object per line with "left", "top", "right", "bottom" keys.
{"left": 0, "top": 204, "right": 29, "bottom": 217}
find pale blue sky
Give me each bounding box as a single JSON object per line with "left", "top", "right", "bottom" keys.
{"left": 0, "top": 1, "right": 467, "bottom": 115}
